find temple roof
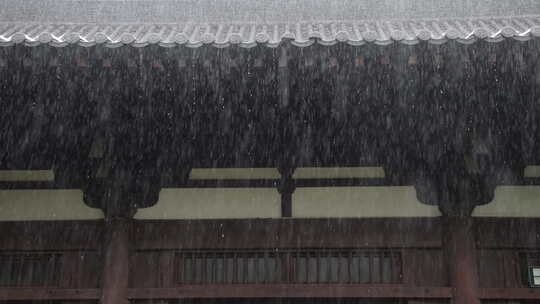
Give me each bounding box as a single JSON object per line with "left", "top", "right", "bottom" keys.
{"left": 0, "top": 0, "right": 539, "bottom": 48}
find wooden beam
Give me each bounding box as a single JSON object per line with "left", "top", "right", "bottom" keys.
{"left": 131, "top": 218, "right": 442, "bottom": 250}
{"left": 0, "top": 288, "right": 100, "bottom": 300}
{"left": 0, "top": 177, "right": 398, "bottom": 189}
{"left": 6, "top": 175, "right": 540, "bottom": 190}
{"left": 475, "top": 217, "right": 540, "bottom": 249}
{"left": 479, "top": 288, "right": 540, "bottom": 299}
{"left": 5, "top": 286, "right": 540, "bottom": 301}
{"left": 127, "top": 285, "right": 453, "bottom": 299}
{"left": 0, "top": 221, "right": 103, "bottom": 250}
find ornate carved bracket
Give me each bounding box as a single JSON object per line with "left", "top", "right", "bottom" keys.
{"left": 415, "top": 165, "right": 496, "bottom": 217}
{"left": 83, "top": 166, "right": 161, "bottom": 219}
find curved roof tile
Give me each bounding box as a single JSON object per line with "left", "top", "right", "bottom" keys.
{"left": 0, "top": 0, "right": 539, "bottom": 48}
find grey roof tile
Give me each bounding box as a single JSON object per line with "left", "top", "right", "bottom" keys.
{"left": 0, "top": 0, "right": 539, "bottom": 48}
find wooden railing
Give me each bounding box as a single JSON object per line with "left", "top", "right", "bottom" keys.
{"left": 1, "top": 218, "right": 540, "bottom": 302}
{"left": 177, "top": 249, "right": 402, "bottom": 285}
{"left": 0, "top": 252, "right": 61, "bottom": 287}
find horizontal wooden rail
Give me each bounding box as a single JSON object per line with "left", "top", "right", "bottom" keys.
{"left": 0, "top": 288, "right": 100, "bottom": 300}
{"left": 4, "top": 286, "right": 540, "bottom": 300}
{"left": 479, "top": 288, "right": 540, "bottom": 299}
{"left": 3, "top": 177, "right": 540, "bottom": 190}
{"left": 0, "top": 178, "right": 394, "bottom": 190}
{"left": 127, "top": 284, "right": 453, "bottom": 299}
{"left": 0, "top": 285, "right": 451, "bottom": 300}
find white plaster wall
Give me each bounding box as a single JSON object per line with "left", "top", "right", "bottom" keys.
{"left": 292, "top": 186, "right": 441, "bottom": 218}
{"left": 473, "top": 186, "right": 540, "bottom": 217}
{"left": 135, "top": 188, "right": 281, "bottom": 219}
{"left": 0, "top": 189, "right": 103, "bottom": 221}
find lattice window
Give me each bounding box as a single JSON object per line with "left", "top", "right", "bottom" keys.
{"left": 176, "top": 249, "right": 401, "bottom": 284}
{"left": 0, "top": 252, "right": 61, "bottom": 286}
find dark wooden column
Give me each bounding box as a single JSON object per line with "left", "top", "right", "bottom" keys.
{"left": 415, "top": 163, "right": 495, "bottom": 304}
{"left": 443, "top": 216, "right": 480, "bottom": 304}
{"left": 83, "top": 165, "right": 161, "bottom": 304}
{"left": 101, "top": 217, "right": 131, "bottom": 304}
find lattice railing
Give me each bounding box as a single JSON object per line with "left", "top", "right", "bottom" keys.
{"left": 0, "top": 252, "right": 62, "bottom": 286}
{"left": 176, "top": 249, "right": 402, "bottom": 285}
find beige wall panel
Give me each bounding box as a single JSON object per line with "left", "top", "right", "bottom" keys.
{"left": 0, "top": 190, "right": 103, "bottom": 221}
{"left": 190, "top": 168, "right": 280, "bottom": 180}
{"left": 293, "top": 186, "right": 441, "bottom": 218}
{"left": 293, "top": 167, "right": 385, "bottom": 179}
{"left": 473, "top": 186, "right": 540, "bottom": 217}
{"left": 135, "top": 188, "right": 281, "bottom": 219}
{"left": 524, "top": 166, "right": 540, "bottom": 178}
{"left": 4, "top": 186, "right": 536, "bottom": 220}
{"left": 0, "top": 170, "right": 54, "bottom": 181}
